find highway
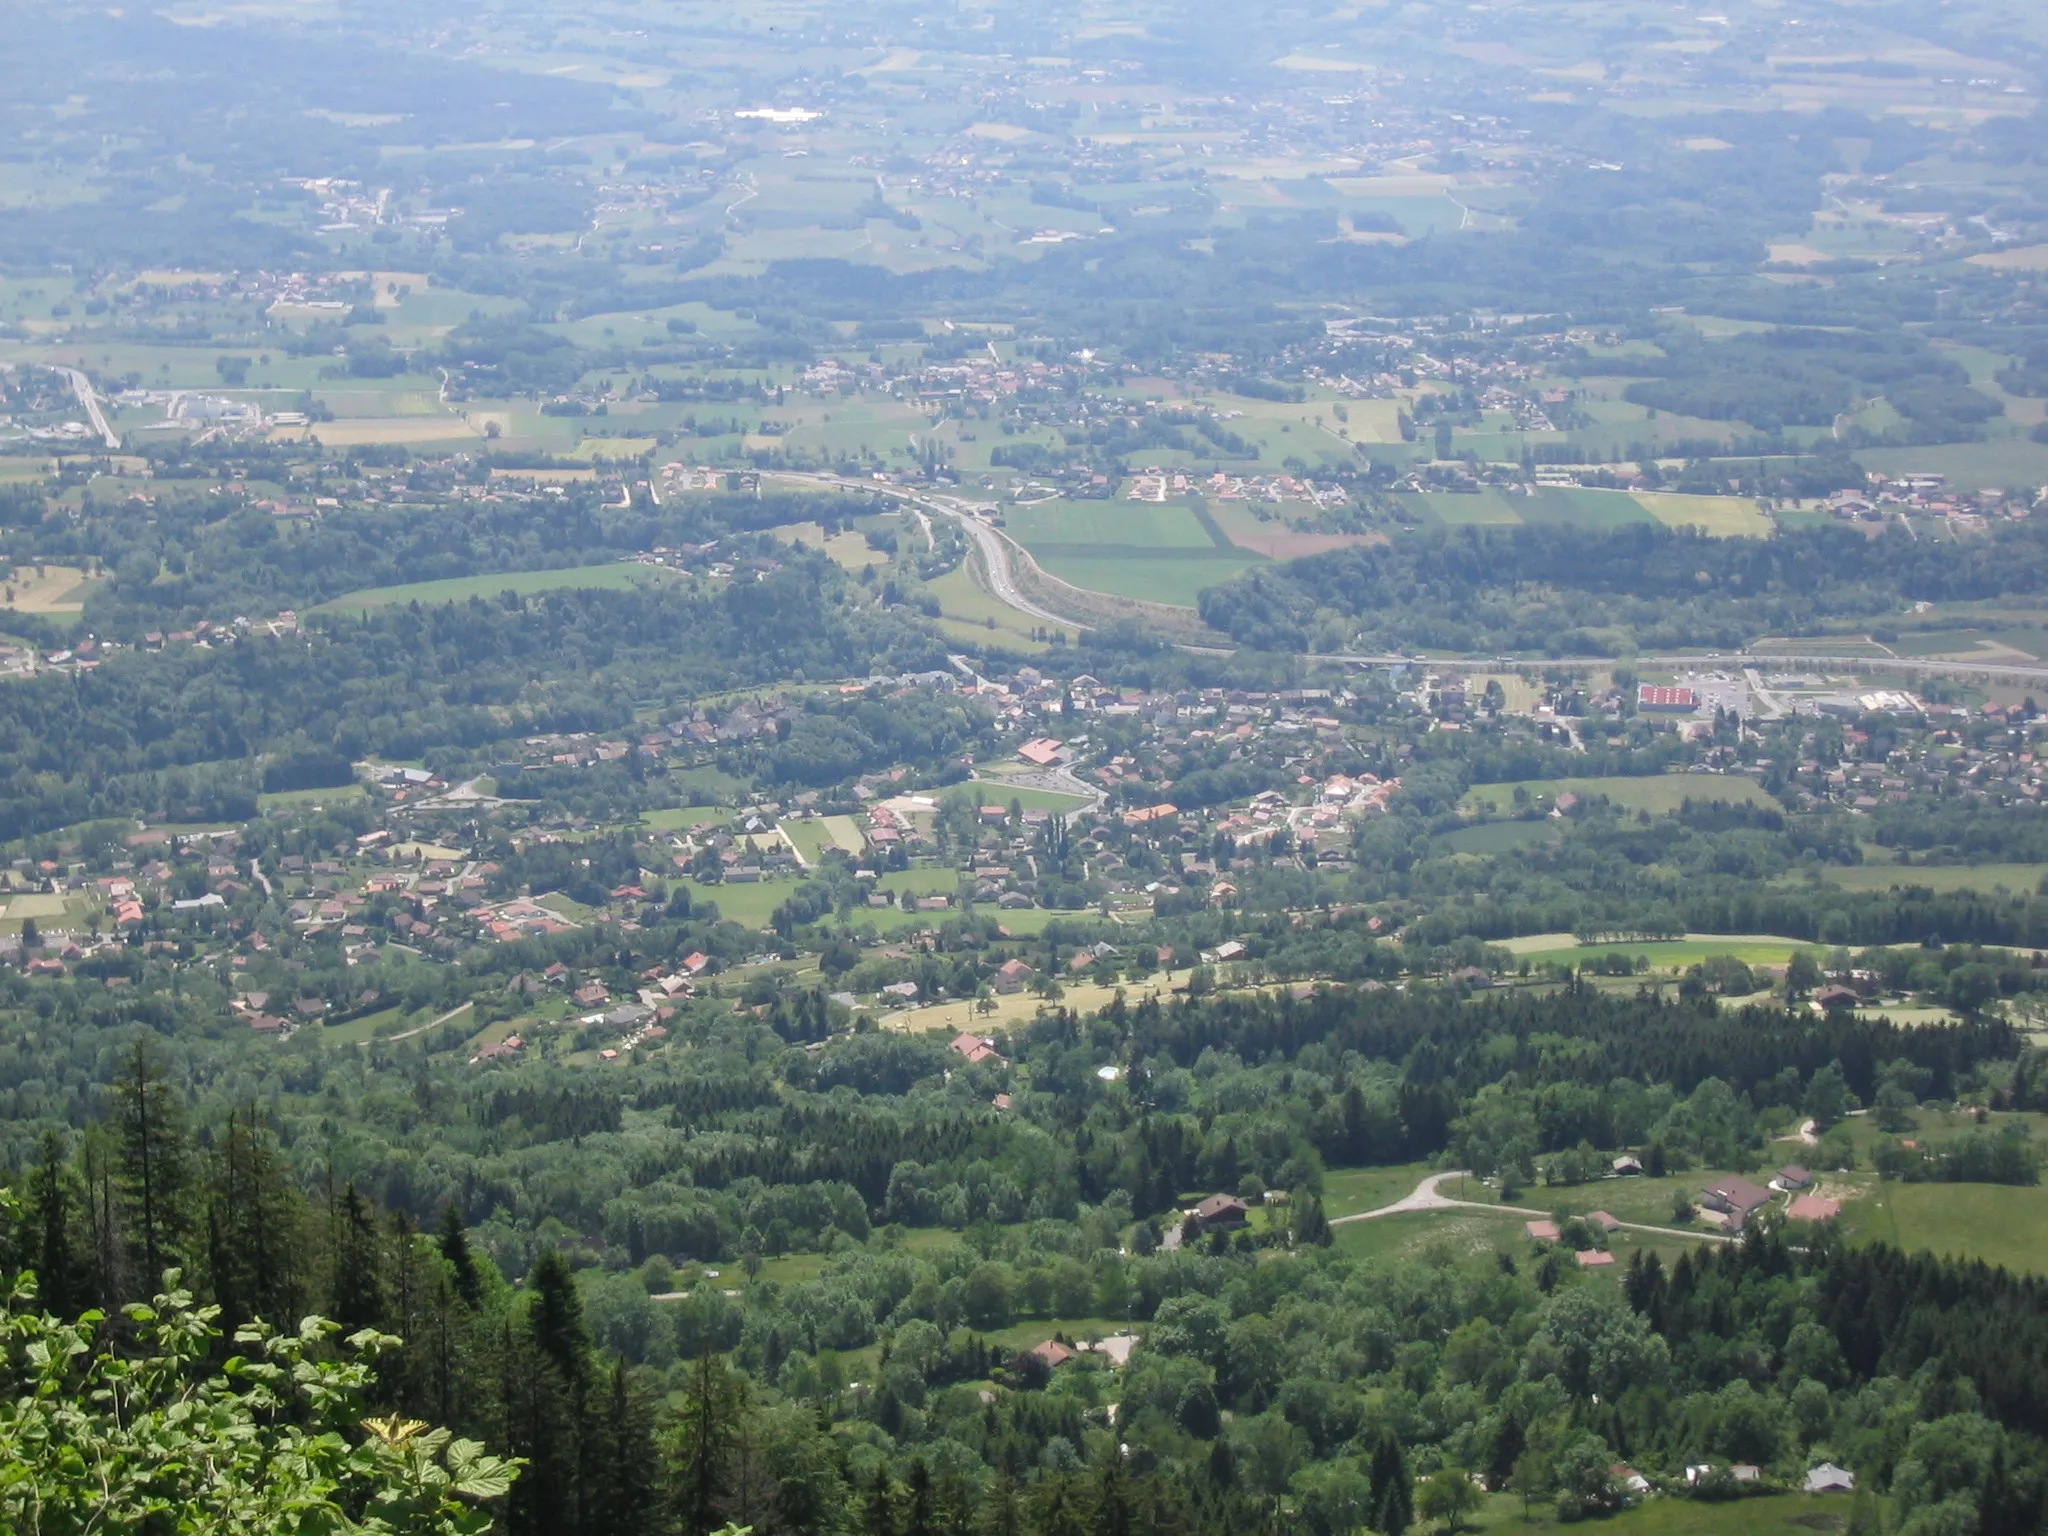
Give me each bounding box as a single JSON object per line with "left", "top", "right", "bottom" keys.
{"left": 764, "top": 474, "right": 2048, "bottom": 687}
{"left": 57, "top": 367, "right": 120, "bottom": 450}
{"left": 1311, "top": 650, "right": 2048, "bottom": 685}
{"left": 768, "top": 471, "right": 1075, "bottom": 627}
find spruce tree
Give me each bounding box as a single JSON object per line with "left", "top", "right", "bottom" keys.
{"left": 1370, "top": 1432, "right": 1413, "bottom": 1536}
{"left": 526, "top": 1249, "right": 590, "bottom": 1385}
{"left": 328, "top": 1183, "right": 387, "bottom": 1334}
{"left": 112, "top": 1039, "right": 194, "bottom": 1295}
{"left": 439, "top": 1201, "right": 483, "bottom": 1308}
{"left": 24, "top": 1130, "right": 84, "bottom": 1317}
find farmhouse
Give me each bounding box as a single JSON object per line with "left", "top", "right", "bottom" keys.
{"left": 1191, "top": 1194, "right": 1250, "bottom": 1231}
{"left": 1700, "top": 1176, "right": 1774, "bottom": 1228}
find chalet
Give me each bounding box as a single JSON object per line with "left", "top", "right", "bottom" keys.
{"left": 1813, "top": 985, "right": 1860, "bottom": 1013}
{"left": 1575, "top": 1249, "right": 1615, "bottom": 1268}
{"left": 1700, "top": 1176, "right": 1774, "bottom": 1227}
{"left": 950, "top": 1032, "right": 1004, "bottom": 1067}
{"left": 1778, "top": 1166, "right": 1814, "bottom": 1190}
{"left": 1805, "top": 1464, "right": 1856, "bottom": 1494}
{"left": 1524, "top": 1219, "right": 1561, "bottom": 1242}
{"left": 1611, "top": 1154, "right": 1644, "bottom": 1176}
{"left": 993, "top": 957, "right": 1035, "bottom": 994}
{"left": 1191, "top": 1194, "right": 1249, "bottom": 1231}
{"left": 1586, "top": 1211, "right": 1621, "bottom": 1233}
{"left": 1028, "top": 1338, "right": 1076, "bottom": 1369}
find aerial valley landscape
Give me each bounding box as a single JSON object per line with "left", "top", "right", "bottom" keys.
{"left": 6, "top": 0, "right": 2048, "bottom": 1530}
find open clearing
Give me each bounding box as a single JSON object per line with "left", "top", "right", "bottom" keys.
{"left": 1460, "top": 774, "right": 1776, "bottom": 816}
{"left": 1838, "top": 1182, "right": 2048, "bottom": 1277}
{"left": 0, "top": 563, "right": 99, "bottom": 615}
{"left": 1505, "top": 932, "right": 1820, "bottom": 968}
{"left": 1632, "top": 492, "right": 1774, "bottom": 537}
{"left": 317, "top": 563, "right": 677, "bottom": 613}
{"left": 1817, "top": 863, "right": 2048, "bottom": 895}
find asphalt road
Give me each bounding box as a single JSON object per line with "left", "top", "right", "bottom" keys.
{"left": 57, "top": 367, "right": 120, "bottom": 450}
{"left": 763, "top": 475, "right": 2048, "bottom": 687}
{"left": 768, "top": 471, "right": 1075, "bottom": 627}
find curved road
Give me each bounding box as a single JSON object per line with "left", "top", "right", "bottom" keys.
{"left": 769, "top": 470, "right": 1079, "bottom": 628}
{"left": 1332, "top": 1170, "right": 1732, "bottom": 1245}
{"left": 765, "top": 473, "right": 2048, "bottom": 688}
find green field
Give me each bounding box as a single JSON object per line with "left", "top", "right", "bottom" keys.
{"left": 1817, "top": 863, "right": 2048, "bottom": 895}
{"left": 1398, "top": 489, "right": 1528, "bottom": 526}
{"left": 1838, "top": 1182, "right": 2048, "bottom": 1277}
{"left": 641, "top": 806, "right": 728, "bottom": 832}
{"left": 317, "top": 563, "right": 677, "bottom": 613}
{"left": 258, "top": 783, "right": 368, "bottom": 813}
{"left": 1005, "top": 498, "right": 1217, "bottom": 550}
{"left": 1634, "top": 492, "right": 1773, "bottom": 538}
{"left": 1508, "top": 934, "right": 1821, "bottom": 969}
{"left": 1484, "top": 1492, "right": 1857, "bottom": 1536}
{"left": 1442, "top": 820, "right": 1563, "bottom": 854}
{"left": 1461, "top": 775, "right": 1776, "bottom": 816}
{"left": 966, "top": 780, "right": 1096, "bottom": 813}
{"left": 685, "top": 877, "right": 801, "bottom": 929}
{"left": 1035, "top": 554, "right": 1259, "bottom": 608}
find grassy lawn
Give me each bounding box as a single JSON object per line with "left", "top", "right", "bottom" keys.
{"left": 1442, "top": 821, "right": 1563, "bottom": 854}
{"left": 819, "top": 815, "right": 867, "bottom": 854}
{"left": 926, "top": 563, "right": 1051, "bottom": 653}
{"left": 1479, "top": 1491, "right": 1857, "bottom": 1535}
{"left": 1838, "top": 1181, "right": 2048, "bottom": 1277}
{"left": 316, "top": 563, "right": 678, "bottom": 613}
{"left": 1005, "top": 499, "right": 1218, "bottom": 550}
{"left": 688, "top": 877, "right": 802, "bottom": 929}
{"left": 1034, "top": 553, "right": 1258, "bottom": 608}
{"left": 1507, "top": 935, "right": 1821, "bottom": 970}
{"left": 1816, "top": 863, "right": 2048, "bottom": 896}
{"left": 257, "top": 783, "right": 368, "bottom": 813}
{"left": 1462, "top": 776, "right": 1776, "bottom": 817}
{"left": 966, "top": 779, "right": 1096, "bottom": 813}
{"left": 1321, "top": 1163, "right": 1446, "bottom": 1218}
{"left": 641, "top": 806, "right": 727, "bottom": 832}
{"left": 783, "top": 820, "right": 834, "bottom": 863}
{"left": 1632, "top": 492, "right": 1773, "bottom": 538}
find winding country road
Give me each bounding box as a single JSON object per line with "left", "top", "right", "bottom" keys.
{"left": 1332, "top": 1170, "right": 1733, "bottom": 1245}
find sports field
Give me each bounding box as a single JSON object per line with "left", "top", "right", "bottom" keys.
{"left": 1460, "top": 774, "right": 1775, "bottom": 816}
{"left": 316, "top": 563, "right": 678, "bottom": 613}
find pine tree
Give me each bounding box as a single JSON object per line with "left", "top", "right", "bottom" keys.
{"left": 526, "top": 1249, "right": 590, "bottom": 1386}
{"left": 328, "top": 1182, "right": 387, "bottom": 1334}
{"left": 203, "top": 1107, "right": 304, "bottom": 1331}
{"left": 863, "top": 1463, "right": 898, "bottom": 1536}
{"left": 24, "top": 1130, "right": 84, "bottom": 1317}
{"left": 439, "top": 1201, "right": 483, "bottom": 1308}
{"left": 112, "top": 1039, "right": 194, "bottom": 1295}
{"left": 670, "top": 1349, "right": 743, "bottom": 1536}
{"left": 589, "top": 1359, "right": 660, "bottom": 1536}
{"left": 1370, "top": 1432, "right": 1413, "bottom": 1536}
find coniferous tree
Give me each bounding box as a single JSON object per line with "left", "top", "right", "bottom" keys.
{"left": 329, "top": 1182, "right": 388, "bottom": 1335}
{"left": 590, "top": 1359, "right": 661, "bottom": 1536}
{"left": 439, "top": 1201, "right": 483, "bottom": 1308}
{"left": 23, "top": 1130, "right": 85, "bottom": 1318}
{"left": 112, "top": 1040, "right": 194, "bottom": 1295}
{"left": 670, "top": 1349, "right": 744, "bottom": 1536}
{"left": 1369, "top": 1433, "right": 1412, "bottom": 1536}
{"left": 863, "top": 1463, "right": 898, "bottom": 1536}
{"left": 203, "top": 1107, "right": 304, "bottom": 1331}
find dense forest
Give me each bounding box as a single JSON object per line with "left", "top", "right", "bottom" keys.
{"left": 9, "top": 985, "right": 2048, "bottom": 1535}
{"left": 1196, "top": 520, "right": 2048, "bottom": 655}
